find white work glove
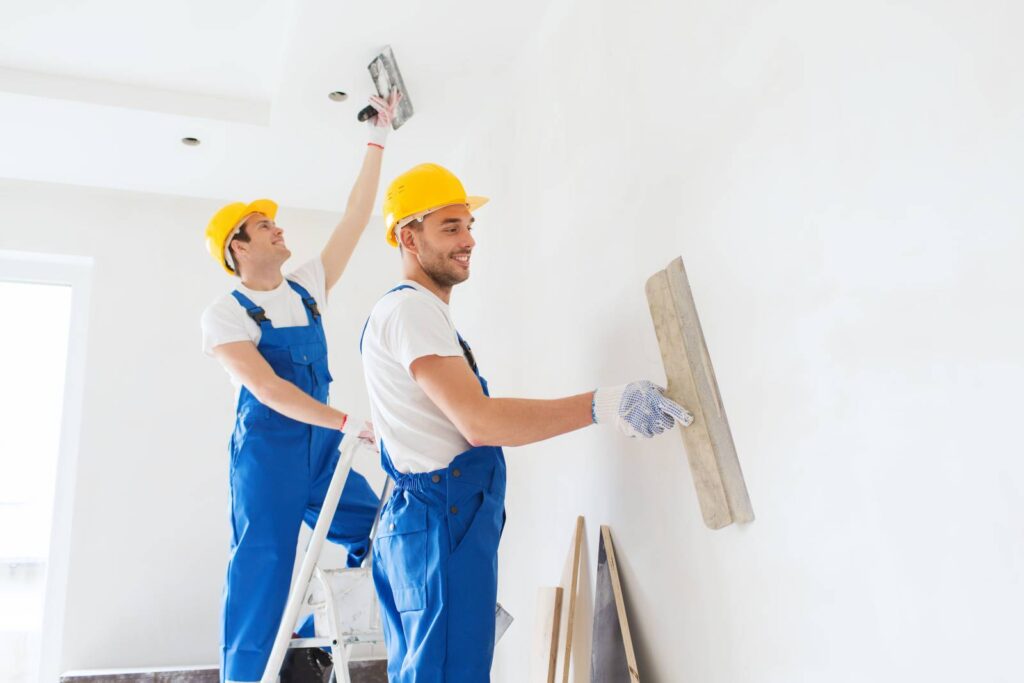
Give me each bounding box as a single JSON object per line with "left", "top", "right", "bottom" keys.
{"left": 366, "top": 90, "right": 402, "bottom": 149}
{"left": 342, "top": 415, "right": 377, "bottom": 448}
{"left": 592, "top": 380, "right": 694, "bottom": 438}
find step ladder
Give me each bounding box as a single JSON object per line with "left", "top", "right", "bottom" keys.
{"left": 261, "top": 435, "right": 388, "bottom": 683}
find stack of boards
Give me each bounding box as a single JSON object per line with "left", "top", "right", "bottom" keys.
{"left": 532, "top": 519, "right": 638, "bottom": 683}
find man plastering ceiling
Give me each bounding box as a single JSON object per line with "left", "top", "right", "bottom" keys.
{"left": 200, "top": 92, "right": 401, "bottom": 683}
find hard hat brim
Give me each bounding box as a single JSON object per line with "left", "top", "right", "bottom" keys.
{"left": 246, "top": 199, "right": 278, "bottom": 222}
{"left": 387, "top": 196, "right": 490, "bottom": 248}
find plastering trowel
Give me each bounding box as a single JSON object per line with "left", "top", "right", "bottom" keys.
{"left": 646, "top": 257, "right": 754, "bottom": 530}
{"left": 357, "top": 46, "right": 415, "bottom": 129}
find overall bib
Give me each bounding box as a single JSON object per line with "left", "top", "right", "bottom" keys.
{"left": 362, "top": 285, "right": 507, "bottom": 682}
{"left": 223, "top": 280, "right": 379, "bottom": 682}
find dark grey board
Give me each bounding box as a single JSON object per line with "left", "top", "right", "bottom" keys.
{"left": 590, "top": 527, "right": 638, "bottom": 682}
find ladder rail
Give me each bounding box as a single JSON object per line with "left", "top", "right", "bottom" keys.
{"left": 260, "top": 435, "right": 361, "bottom": 683}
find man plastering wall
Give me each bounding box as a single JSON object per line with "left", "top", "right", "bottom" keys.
{"left": 359, "top": 162, "right": 695, "bottom": 681}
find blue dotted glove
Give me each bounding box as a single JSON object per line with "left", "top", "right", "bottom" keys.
{"left": 592, "top": 380, "right": 694, "bottom": 438}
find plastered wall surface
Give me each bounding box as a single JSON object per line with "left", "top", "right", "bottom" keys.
{"left": 445, "top": 0, "right": 1024, "bottom": 681}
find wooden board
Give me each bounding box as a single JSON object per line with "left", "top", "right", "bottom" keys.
{"left": 590, "top": 526, "right": 639, "bottom": 683}
{"left": 532, "top": 586, "right": 564, "bottom": 683}
{"left": 555, "top": 516, "right": 585, "bottom": 682}
{"left": 646, "top": 256, "right": 754, "bottom": 529}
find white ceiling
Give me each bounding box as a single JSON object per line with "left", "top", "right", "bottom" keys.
{"left": 0, "top": 0, "right": 291, "bottom": 99}
{"left": 0, "top": 0, "right": 551, "bottom": 212}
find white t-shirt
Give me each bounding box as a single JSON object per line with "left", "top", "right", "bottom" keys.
{"left": 361, "top": 281, "right": 472, "bottom": 473}
{"left": 200, "top": 258, "right": 328, "bottom": 386}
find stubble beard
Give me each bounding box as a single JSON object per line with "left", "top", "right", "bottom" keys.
{"left": 420, "top": 250, "right": 469, "bottom": 289}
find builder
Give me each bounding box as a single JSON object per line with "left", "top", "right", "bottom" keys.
{"left": 200, "top": 92, "right": 401, "bottom": 683}
{"left": 360, "top": 162, "right": 693, "bottom": 681}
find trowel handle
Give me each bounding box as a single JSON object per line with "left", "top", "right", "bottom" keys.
{"left": 357, "top": 104, "right": 377, "bottom": 122}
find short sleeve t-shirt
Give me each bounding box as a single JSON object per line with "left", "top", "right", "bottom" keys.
{"left": 361, "top": 281, "right": 471, "bottom": 473}
{"left": 200, "top": 258, "right": 327, "bottom": 386}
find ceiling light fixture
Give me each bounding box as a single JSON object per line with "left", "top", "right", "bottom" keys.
{"left": 328, "top": 91, "right": 348, "bottom": 102}
{"left": 181, "top": 137, "right": 201, "bottom": 146}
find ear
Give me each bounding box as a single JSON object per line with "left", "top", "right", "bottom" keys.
{"left": 399, "top": 225, "right": 419, "bottom": 255}
{"left": 230, "top": 240, "right": 247, "bottom": 263}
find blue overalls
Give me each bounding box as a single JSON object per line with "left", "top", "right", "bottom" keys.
{"left": 361, "top": 285, "right": 507, "bottom": 682}
{"left": 223, "top": 280, "right": 379, "bottom": 682}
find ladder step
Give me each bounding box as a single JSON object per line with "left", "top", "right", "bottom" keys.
{"left": 287, "top": 632, "right": 385, "bottom": 649}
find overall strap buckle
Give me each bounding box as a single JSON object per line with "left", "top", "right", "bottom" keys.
{"left": 246, "top": 307, "right": 270, "bottom": 325}
{"left": 303, "top": 297, "right": 321, "bottom": 320}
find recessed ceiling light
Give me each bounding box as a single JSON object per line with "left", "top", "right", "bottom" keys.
{"left": 328, "top": 91, "right": 348, "bottom": 102}
{"left": 181, "top": 137, "right": 201, "bottom": 146}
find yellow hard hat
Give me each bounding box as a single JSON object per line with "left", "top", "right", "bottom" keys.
{"left": 383, "top": 163, "right": 488, "bottom": 247}
{"left": 204, "top": 199, "right": 278, "bottom": 274}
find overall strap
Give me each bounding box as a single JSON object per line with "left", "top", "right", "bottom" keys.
{"left": 378, "top": 440, "right": 403, "bottom": 483}
{"left": 230, "top": 290, "right": 274, "bottom": 331}
{"left": 359, "top": 284, "right": 416, "bottom": 353}
{"left": 286, "top": 280, "right": 321, "bottom": 326}
{"left": 456, "top": 333, "right": 478, "bottom": 375}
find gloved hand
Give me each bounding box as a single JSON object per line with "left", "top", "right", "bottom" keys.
{"left": 592, "top": 380, "right": 694, "bottom": 438}
{"left": 342, "top": 415, "right": 376, "bottom": 447}
{"left": 357, "top": 420, "right": 377, "bottom": 449}
{"left": 366, "top": 90, "right": 402, "bottom": 149}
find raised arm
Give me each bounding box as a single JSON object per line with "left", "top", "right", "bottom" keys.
{"left": 321, "top": 91, "right": 401, "bottom": 291}
{"left": 213, "top": 341, "right": 350, "bottom": 430}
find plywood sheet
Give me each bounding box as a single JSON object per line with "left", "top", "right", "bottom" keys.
{"left": 532, "top": 586, "right": 564, "bottom": 683}
{"left": 555, "top": 516, "right": 585, "bottom": 682}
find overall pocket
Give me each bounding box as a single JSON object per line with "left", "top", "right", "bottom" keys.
{"left": 311, "top": 356, "right": 333, "bottom": 389}
{"left": 375, "top": 498, "right": 428, "bottom": 612}
{"left": 231, "top": 400, "right": 269, "bottom": 463}
{"left": 448, "top": 489, "right": 501, "bottom": 556}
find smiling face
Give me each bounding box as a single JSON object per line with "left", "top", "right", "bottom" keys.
{"left": 400, "top": 204, "right": 476, "bottom": 288}
{"left": 228, "top": 212, "right": 291, "bottom": 276}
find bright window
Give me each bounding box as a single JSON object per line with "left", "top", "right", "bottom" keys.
{"left": 0, "top": 281, "right": 73, "bottom": 683}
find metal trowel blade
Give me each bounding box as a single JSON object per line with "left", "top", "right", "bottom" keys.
{"left": 367, "top": 45, "right": 414, "bottom": 129}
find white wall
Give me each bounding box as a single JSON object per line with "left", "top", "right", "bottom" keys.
{"left": 444, "top": 0, "right": 1024, "bottom": 681}
{"left": 0, "top": 178, "right": 396, "bottom": 674}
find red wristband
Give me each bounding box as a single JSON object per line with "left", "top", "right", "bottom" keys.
{"left": 367, "top": 142, "right": 384, "bottom": 150}
{"left": 340, "top": 414, "right": 348, "bottom": 431}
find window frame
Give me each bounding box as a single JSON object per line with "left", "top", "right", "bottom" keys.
{"left": 0, "top": 250, "right": 93, "bottom": 683}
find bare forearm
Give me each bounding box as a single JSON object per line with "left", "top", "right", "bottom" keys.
{"left": 322, "top": 146, "right": 384, "bottom": 289}
{"left": 464, "top": 392, "right": 595, "bottom": 447}
{"left": 345, "top": 145, "right": 383, "bottom": 222}
{"left": 253, "top": 377, "right": 348, "bottom": 430}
